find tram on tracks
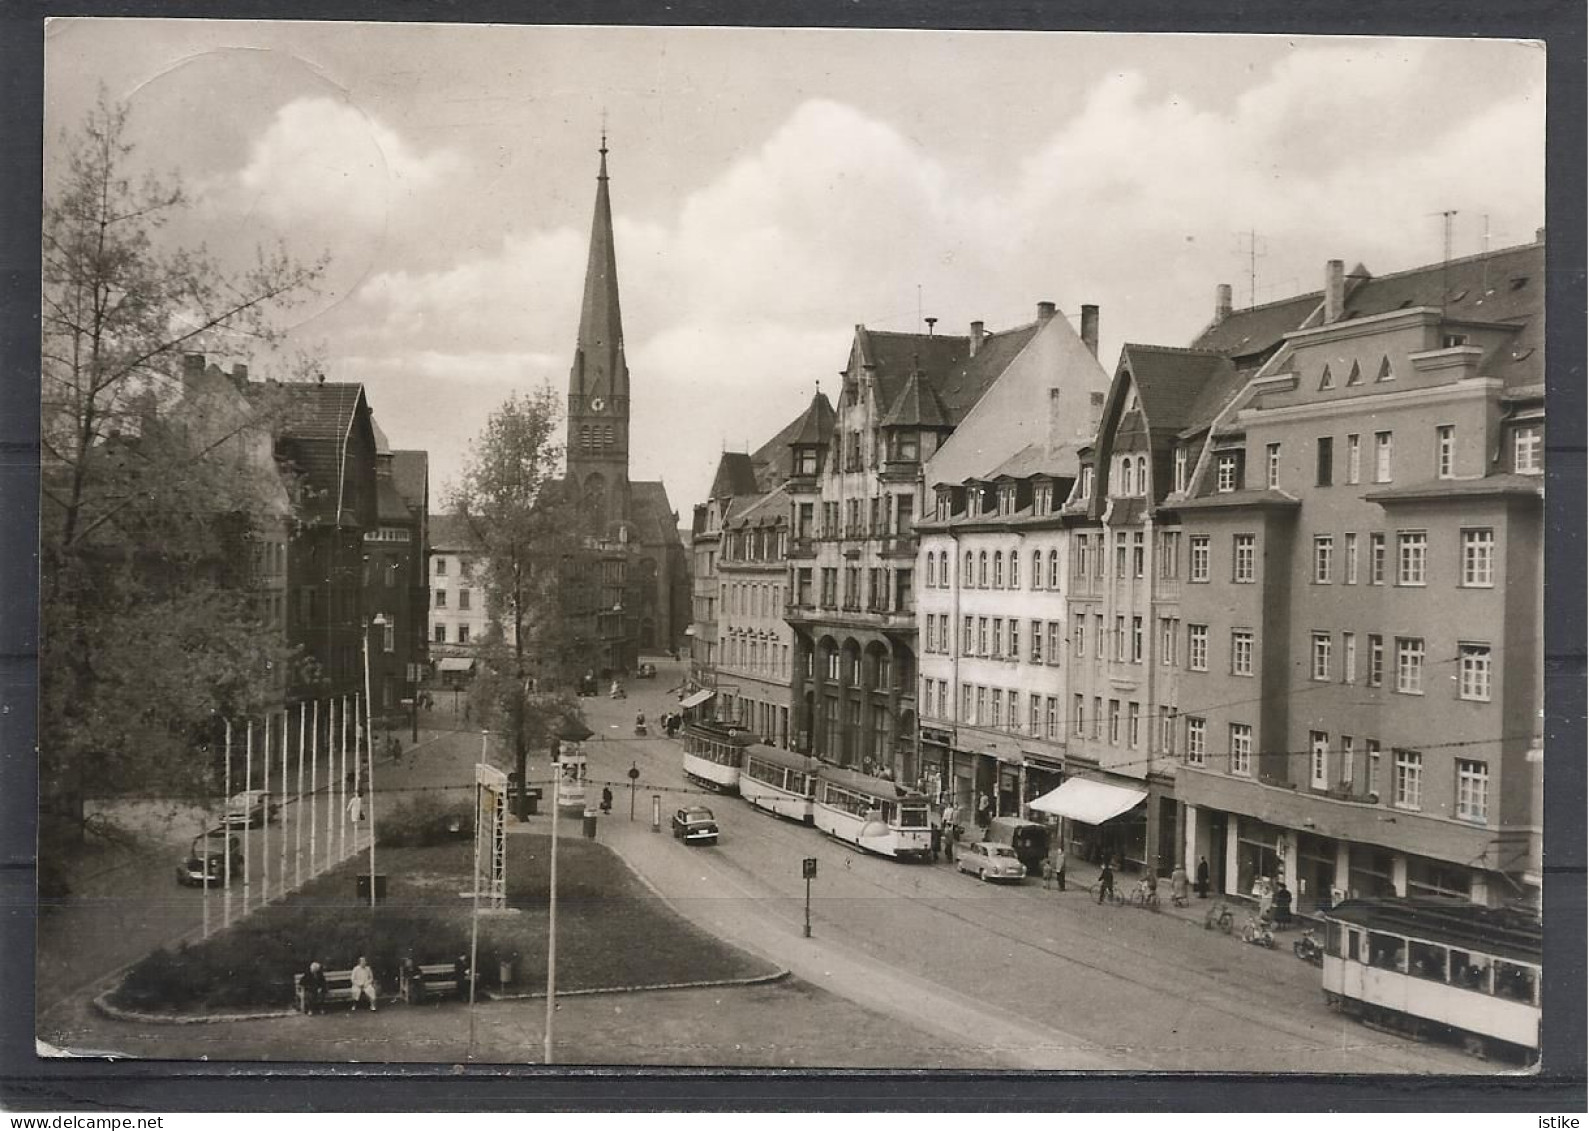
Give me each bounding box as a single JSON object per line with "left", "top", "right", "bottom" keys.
{"left": 738, "top": 744, "right": 818, "bottom": 825}
{"left": 680, "top": 720, "right": 750, "bottom": 794}
{"left": 1319, "top": 897, "right": 1541, "bottom": 1061}
{"left": 812, "top": 764, "right": 932, "bottom": 861}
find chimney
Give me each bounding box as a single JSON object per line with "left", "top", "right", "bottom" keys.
{"left": 1037, "top": 301, "right": 1057, "bottom": 323}
{"left": 1215, "top": 283, "right": 1233, "bottom": 323}
{"left": 924, "top": 316, "right": 937, "bottom": 337}
{"left": 1080, "top": 304, "right": 1100, "bottom": 358}
{"left": 1535, "top": 226, "right": 1546, "bottom": 243}
{"left": 969, "top": 320, "right": 985, "bottom": 357}
{"left": 183, "top": 353, "right": 206, "bottom": 381}
{"left": 230, "top": 362, "right": 249, "bottom": 391}
{"left": 1324, "top": 259, "right": 1345, "bottom": 323}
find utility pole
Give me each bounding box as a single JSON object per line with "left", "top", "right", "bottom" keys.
{"left": 628, "top": 762, "right": 639, "bottom": 820}
{"left": 802, "top": 856, "right": 817, "bottom": 937}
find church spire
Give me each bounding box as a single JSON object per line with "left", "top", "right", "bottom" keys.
{"left": 572, "top": 130, "right": 626, "bottom": 403}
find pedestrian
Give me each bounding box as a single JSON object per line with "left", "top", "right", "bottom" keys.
{"left": 1170, "top": 862, "right": 1190, "bottom": 907}
{"left": 1273, "top": 880, "right": 1294, "bottom": 930}
{"left": 929, "top": 823, "right": 942, "bottom": 862}
{"left": 1196, "top": 855, "right": 1210, "bottom": 899}
{"left": 302, "top": 960, "right": 328, "bottom": 1015}
{"left": 1052, "top": 844, "right": 1067, "bottom": 892}
{"left": 349, "top": 955, "right": 377, "bottom": 1012}
{"left": 1097, "top": 859, "right": 1115, "bottom": 904}
{"left": 347, "top": 792, "right": 364, "bottom": 823}
{"left": 944, "top": 821, "right": 959, "bottom": 864}
{"left": 976, "top": 792, "right": 992, "bottom": 829}
{"left": 454, "top": 954, "right": 471, "bottom": 1002}
{"left": 1041, "top": 855, "right": 1054, "bottom": 890}
{"left": 601, "top": 785, "right": 613, "bottom": 814}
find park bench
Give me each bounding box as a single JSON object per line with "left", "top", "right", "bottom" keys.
{"left": 399, "top": 961, "right": 467, "bottom": 1004}
{"left": 293, "top": 967, "right": 359, "bottom": 1013}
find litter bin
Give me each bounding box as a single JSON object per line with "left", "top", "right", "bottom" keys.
{"left": 499, "top": 959, "right": 515, "bottom": 987}
{"left": 526, "top": 788, "right": 540, "bottom": 816}
{"left": 356, "top": 874, "right": 388, "bottom": 903}
{"left": 582, "top": 809, "right": 598, "bottom": 839}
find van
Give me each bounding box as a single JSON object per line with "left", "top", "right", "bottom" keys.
{"left": 983, "top": 816, "right": 1050, "bottom": 872}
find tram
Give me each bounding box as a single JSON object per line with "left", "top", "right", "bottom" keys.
{"left": 812, "top": 764, "right": 932, "bottom": 861}
{"left": 680, "top": 720, "right": 750, "bottom": 793}
{"left": 1320, "top": 897, "right": 1541, "bottom": 1060}
{"left": 738, "top": 744, "right": 818, "bottom": 825}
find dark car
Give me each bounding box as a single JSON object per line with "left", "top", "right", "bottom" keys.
{"left": 176, "top": 829, "right": 244, "bottom": 887}
{"left": 635, "top": 662, "right": 658, "bottom": 680}
{"left": 671, "top": 805, "right": 719, "bottom": 845}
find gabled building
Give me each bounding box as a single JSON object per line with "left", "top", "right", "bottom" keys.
{"left": 363, "top": 432, "right": 428, "bottom": 716}
{"left": 915, "top": 303, "right": 1110, "bottom": 817}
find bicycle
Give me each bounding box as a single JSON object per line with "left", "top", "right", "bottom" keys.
{"left": 1204, "top": 900, "right": 1235, "bottom": 933}
{"left": 1129, "top": 884, "right": 1162, "bottom": 912}
{"left": 1090, "top": 880, "right": 1126, "bottom": 906}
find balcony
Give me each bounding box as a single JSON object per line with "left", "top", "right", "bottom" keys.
{"left": 880, "top": 534, "right": 918, "bottom": 559}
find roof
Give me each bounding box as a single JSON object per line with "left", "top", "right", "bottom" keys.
{"left": 786, "top": 391, "right": 836, "bottom": 448}
{"left": 428, "top": 513, "right": 482, "bottom": 553}
{"left": 273, "top": 381, "right": 366, "bottom": 442}
{"left": 375, "top": 473, "right": 410, "bottom": 524}
{"left": 859, "top": 323, "right": 1041, "bottom": 427}
{"left": 1362, "top": 474, "right": 1543, "bottom": 505}
{"left": 390, "top": 450, "right": 428, "bottom": 513}
{"left": 1117, "top": 345, "right": 1238, "bottom": 437}
{"left": 881, "top": 369, "right": 953, "bottom": 429}
{"left": 983, "top": 441, "right": 1081, "bottom": 482}
{"left": 816, "top": 762, "right": 927, "bottom": 802}
{"left": 1323, "top": 898, "right": 1541, "bottom": 965}
{"left": 723, "top": 485, "right": 790, "bottom": 530}
{"left": 1191, "top": 292, "right": 1319, "bottom": 362}
{"left": 741, "top": 743, "right": 818, "bottom": 775}
{"left": 269, "top": 381, "right": 372, "bottom": 525}
{"left": 629, "top": 480, "right": 681, "bottom": 550}
{"left": 708, "top": 452, "right": 759, "bottom": 499}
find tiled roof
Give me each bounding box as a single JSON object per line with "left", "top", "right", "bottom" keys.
{"left": 982, "top": 441, "right": 1081, "bottom": 481}
{"left": 856, "top": 329, "right": 970, "bottom": 420}
{"left": 1117, "top": 345, "right": 1237, "bottom": 437}
{"left": 881, "top": 369, "right": 953, "bottom": 429}
{"left": 390, "top": 450, "right": 428, "bottom": 514}
{"left": 269, "top": 381, "right": 370, "bottom": 525}
{"left": 785, "top": 391, "right": 836, "bottom": 449}
{"left": 630, "top": 480, "right": 681, "bottom": 549}
{"left": 375, "top": 474, "right": 410, "bottom": 523}
{"left": 933, "top": 323, "right": 1042, "bottom": 423}
{"left": 1191, "top": 293, "right": 1319, "bottom": 363}
{"left": 274, "top": 382, "right": 366, "bottom": 442}
{"left": 428, "top": 513, "right": 482, "bottom": 552}
{"left": 708, "top": 452, "right": 759, "bottom": 500}
{"left": 724, "top": 485, "right": 790, "bottom": 529}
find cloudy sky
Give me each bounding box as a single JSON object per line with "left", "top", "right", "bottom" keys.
{"left": 44, "top": 21, "right": 1545, "bottom": 514}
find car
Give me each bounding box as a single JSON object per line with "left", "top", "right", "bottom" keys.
{"left": 956, "top": 841, "right": 1027, "bottom": 883}
{"left": 175, "top": 829, "right": 244, "bottom": 887}
{"left": 222, "top": 789, "right": 278, "bottom": 828}
{"left": 671, "top": 805, "right": 719, "bottom": 845}
{"left": 635, "top": 662, "right": 658, "bottom": 680}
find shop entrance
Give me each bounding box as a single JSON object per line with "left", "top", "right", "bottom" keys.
{"left": 1236, "top": 818, "right": 1283, "bottom": 899}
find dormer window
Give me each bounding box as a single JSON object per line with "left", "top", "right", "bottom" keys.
{"left": 1216, "top": 451, "right": 1243, "bottom": 493}
{"left": 795, "top": 447, "right": 818, "bottom": 476}
{"left": 1173, "top": 448, "right": 1188, "bottom": 493}
{"left": 1442, "top": 333, "right": 1469, "bottom": 349}
{"left": 895, "top": 432, "right": 919, "bottom": 462}
{"left": 1136, "top": 455, "right": 1148, "bottom": 496}
{"left": 1079, "top": 465, "right": 1094, "bottom": 501}
{"left": 1035, "top": 483, "right": 1052, "bottom": 513}
{"left": 999, "top": 487, "right": 1016, "bottom": 515}
{"left": 1118, "top": 456, "right": 1134, "bottom": 497}
{"left": 1513, "top": 424, "right": 1542, "bottom": 474}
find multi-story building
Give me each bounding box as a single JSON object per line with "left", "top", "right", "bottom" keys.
{"left": 427, "top": 514, "right": 495, "bottom": 681}
{"left": 788, "top": 306, "right": 1072, "bottom": 781}
{"left": 363, "top": 428, "right": 428, "bottom": 717}
{"left": 1166, "top": 240, "right": 1545, "bottom": 910}
{"left": 716, "top": 485, "right": 793, "bottom": 745}
{"left": 915, "top": 305, "right": 1110, "bottom": 815}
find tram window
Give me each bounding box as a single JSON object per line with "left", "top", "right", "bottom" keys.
{"left": 898, "top": 804, "right": 928, "bottom": 828}
{"left": 1367, "top": 932, "right": 1406, "bottom": 971}
{"left": 1327, "top": 922, "right": 1345, "bottom": 958}
{"left": 1408, "top": 940, "right": 1448, "bottom": 982}
{"left": 1345, "top": 927, "right": 1359, "bottom": 962}
{"left": 1450, "top": 950, "right": 1491, "bottom": 992}
{"left": 1493, "top": 961, "right": 1538, "bottom": 1005}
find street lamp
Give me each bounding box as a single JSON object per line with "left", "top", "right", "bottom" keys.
{"left": 362, "top": 614, "right": 389, "bottom": 909}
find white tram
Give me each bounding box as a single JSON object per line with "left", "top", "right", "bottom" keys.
{"left": 738, "top": 744, "right": 818, "bottom": 825}
{"left": 680, "top": 720, "right": 749, "bottom": 794}
{"left": 1320, "top": 898, "right": 1541, "bottom": 1060}
{"left": 812, "top": 764, "right": 932, "bottom": 861}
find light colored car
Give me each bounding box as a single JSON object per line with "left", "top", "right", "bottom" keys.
{"left": 671, "top": 805, "right": 719, "bottom": 845}
{"left": 956, "top": 841, "right": 1026, "bottom": 883}
{"left": 222, "top": 789, "right": 278, "bottom": 828}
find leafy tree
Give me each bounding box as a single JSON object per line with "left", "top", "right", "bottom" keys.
{"left": 449, "top": 388, "right": 591, "bottom": 815}
{"left": 39, "top": 93, "right": 324, "bottom": 846}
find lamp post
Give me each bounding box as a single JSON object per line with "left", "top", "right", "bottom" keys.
{"left": 362, "top": 614, "right": 388, "bottom": 909}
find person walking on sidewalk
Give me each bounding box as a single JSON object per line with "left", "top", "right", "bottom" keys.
{"left": 944, "top": 821, "right": 959, "bottom": 864}
{"left": 350, "top": 956, "right": 377, "bottom": 1012}
{"left": 1170, "top": 862, "right": 1190, "bottom": 907}
{"left": 1196, "top": 855, "right": 1210, "bottom": 899}
{"left": 1052, "top": 844, "right": 1067, "bottom": 892}
{"left": 1096, "top": 860, "right": 1115, "bottom": 904}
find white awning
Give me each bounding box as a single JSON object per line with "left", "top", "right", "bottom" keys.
{"left": 436, "top": 657, "right": 476, "bottom": 673}
{"left": 679, "top": 689, "right": 716, "bottom": 709}
{"left": 1028, "top": 778, "right": 1147, "bottom": 825}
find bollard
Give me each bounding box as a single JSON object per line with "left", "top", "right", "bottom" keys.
{"left": 582, "top": 808, "right": 597, "bottom": 839}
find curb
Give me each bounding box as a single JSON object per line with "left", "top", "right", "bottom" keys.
{"left": 92, "top": 990, "right": 297, "bottom": 1025}
{"left": 489, "top": 967, "right": 790, "bottom": 1001}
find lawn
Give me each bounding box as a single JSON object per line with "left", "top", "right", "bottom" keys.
{"left": 109, "top": 831, "right": 778, "bottom": 1013}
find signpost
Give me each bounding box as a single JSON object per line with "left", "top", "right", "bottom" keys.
{"left": 651, "top": 794, "right": 661, "bottom": 834}
{"left": 802, "top": 857, "right": 817, "bottom": 938}
{"left": 627, "top": 762, "right": 639, "bottom": 821}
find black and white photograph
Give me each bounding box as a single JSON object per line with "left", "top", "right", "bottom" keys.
{"left": 28, "top": 17, "right": 1560, "bottom": 1079}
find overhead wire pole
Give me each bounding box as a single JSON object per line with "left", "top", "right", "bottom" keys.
{"left": 243, "top": 722, "right": 253, "bottom": 914}
{"left": 262, "top": 711, "right": 271, "bottom": 902}
{"left": 310, "top": 700, "right": 319, "bottom": 877}
{"left": 545, "top": 751, "right": 561, "bottom": 1065}
{"left": 469, "top": 729, "right": 488, "bottom": 1060}
{"left": 296, "top": 703, "right": 305, "bottom": 889}
{"left": 279, "top": 707, "right": 289, "bottom": 899}
{"left": 223, "top": 720, "right": 233, "bottom": 928}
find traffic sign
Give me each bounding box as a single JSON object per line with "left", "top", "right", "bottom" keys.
{"left": 802, "top": 857, "right": 818, "bottom": 879}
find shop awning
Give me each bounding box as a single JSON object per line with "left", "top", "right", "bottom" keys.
{"left": 1029, "top": 778, "right": 1147, "bottom": 825}
{"left": 436, "top": 658, "right": 476, "bottom": 673}
{"left": 679, "top": 689, "right": 715, "bottom": 709}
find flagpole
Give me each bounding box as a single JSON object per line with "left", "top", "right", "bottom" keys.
{"left": 310, "top": 700, "right": 319, "bottom": 877}
{"left": 223, "top": 720, "right": 233, "bottom": 928}
{"left": 295, "top": 703, "right": 305, "bottom": 889}
{"left": 243, "top": 722, "right": 253, "bottom": 914}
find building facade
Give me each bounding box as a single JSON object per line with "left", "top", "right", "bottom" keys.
{"left": 427, "top": 514, "right": 496, "bottom": 680}
{"left": 716, "top": 486, "right": 793, "bottom": 745}
{"left": 363, "top": 429, "right": 429, "bottom": 716}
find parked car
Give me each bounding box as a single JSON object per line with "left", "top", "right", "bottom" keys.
{"left": 635, "top": 662, "right": 658, "bottom": 680}
{"left": 982, "top": 816, "right": 1050, "bottom": 873}
{"left": 956, "top": 841, "right": 1027, "bottom": 883}
{"left": 671, "top": 805, "right": 719, "bottom": 845}
{"left": 175, "top": 829, "right": 244, "bottom": 887}
{"left": 222, "top": 789, "right": 278, "bottom": 828}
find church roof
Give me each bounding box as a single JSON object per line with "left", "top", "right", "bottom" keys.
{"left": 629, "top": 480, "right": 682, "bottom": 550}
{"left": 570, "top": 138, "right": 628, "bottom": 402}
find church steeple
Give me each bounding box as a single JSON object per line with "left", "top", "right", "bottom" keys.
{"left": 567, "top": 132, "right": 631, "bottom": 532}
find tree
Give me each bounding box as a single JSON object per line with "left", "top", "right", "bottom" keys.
{"left": 449, "top": 388, "right": 591, "bottom": 816}
{"left": 39, "top": 93, "right": 325, "bottom": 845}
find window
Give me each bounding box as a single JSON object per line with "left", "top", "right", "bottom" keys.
{"left": 1073, "top": 694, "right": 1086, "bottom": 737}
{"left": 1107, "top": 699, "right": 1120, "bottom": 744}
{"left": 1032, "top": 550, "right": 1044, "bottom": 589}
{"left": 961, "top": 616, "right": 973, "bottom": 656}
{"left": 964, "top": 551, "right": 974, "bottom": 584}
{"left": 458, "top": 588, "right": 471, "bottom": 611}
{"left": 1343, "top": 632, "right": 1357, "bottom": 683}
{"left": 1174, "top": 448, "right": 1188, "bottom": 493}
{"left": 1456, "top": 760, "right": 1490, "bottom": 822}
{"left": 1394, "top": 749, "right": 1423, "bottom": 810}
{"left": 975, "top": 687, "right": 987, "bottom": 726}
{"left": 1395, "top": 637, "right": 1425, "bottom": 694}
{"left": 1311, "top": 632, "right": 1332, "bottom": 681}
{"left": 1007, "top": 620, "right": 1019, "bottom": 660}
{"left": 1131, "top": 616, "right": 1144, "bottom": 663}
{"left": 1159, "top": 706, "right": 1176, "bottom": 755}
{"left": 1436, "top": 425, "right": 1455, "bottom": 478}
{"left": 434, "top": 624, "right": 446, "bottom": 643}
{"left": 458, "top": 624, "right": 471, "bottom": 645}
{"left": 1031, "top": 619, "right": 1044, "bottom": 663}
{"left": 961, "top": 684, "right": 973, "bottom": 722}
{"left": 1114, "top": 534, "right": 1126, "bottom": 578}
{"left": 1160, "top": 530, "right": 1181, "bottom": 578}
{"left": 978, "top": 552, "right": 988, "bottom": 588}
{"left": 1513, "top": 424, "right": 1542, "bottom": 474}
{"left": 1344, "top": 533, "right": 1359, "bottom": 584}
{"left": 1313, "top": 536, "right": 1334, "bottom": 584}
{"left": 1345, "top": 434, "right": 1361, "bottom": 484}
{"left": 435, "top": 557, "right": 447, "bottom": 576}
{"left": 990, "top": 689, "right": 1002, "bottom": 730}
{"left": 1127, "top": 702, "right": 1140, "bottom": 747}
{"left": 1160, "top": 617, "right": 1178, "bottom": 666}
{"left": 1045, "top": 696, "right": 1060, "bottom": 740}
{"left": 1374, "top": 431, "right": 1393, "bottom": 483}
{"left": 1233, "top": 534, "right": 1256, "bottom": 583}
{"left": 1310, "top": 731, "right": 1329, "bottom": 789}
{"left": 993, "top": 551, "right": 1004, "bottom": 588}
{"left": 1118, "top": 456, "right": 1134, "bottom": 497}
{"left": 1230, "top": 723, "right": 1252, "bottom": 776}
{"left": 1132, "top": 531, "right": 1144, "bottom": 578}
{"left": 926, "top": 554, "right": 936, "bottom": 588}
{"left": 977, "top": 617, "right": 988, "bottom": 655}
{"left": 1188, "top": 624, "right": 1209, "bottom": 671}
{"left": 1369, "top": 533, "right": 1387, "bottom": 585}
{"left": 1009, "top": 551, "right": 1019, "bottom": 588}
{"left": 1094, "top": 613, "right": 1103, "bottom": 658}
{"left": 1027, "top": 694, "right": 1040, "bottom": 735}
{"left": 1315, "top": 437, "right": 1334, "bottom": 486}
{"left": 1049, "top": 621, "right": 1063, "bottom": 662}
{"left": 1189, "top": 535, "right": 1210, "bottom": 582}
{"left": 1113, "top": 615, "right": 1126, "bottom": 662}
{"left": 1216, "top": 452, "right": 1242, "bottom": 493}
{"left": 1458, "top": 644, "right": 1492, "bottom": 701}
{"left": 1092, "top": 696, "right": 1102, "bottom": 738}
{"left": 1367, "top": 634, "right": 1384, "bottom": 687}
{"left": 1074, "top": 617, "right": 1085, "bottom": 657}
{"left": 1397, "top": 531, "right": 1427, "bottom": 586}
{"left": 1341, "top": 736, "right": 1356, "bottom": 787}
{"left": 1462, "top": 528, "right": 1495, "bottom": 587}
{"left": 434, "top": 588, "right": 448, "bottom": 608}
{"left": 1266, "top": 443, "right": 1281, "bottom": 489}
{"left": 990, "top": 618, "right": 1003, "bottom": 658}
{"left": 1232, "top": 630, "right": 1254, "bottom": 676}
{"left": 1049, "top": 549, "right": 1061, "bottom": 589}
{"left": 1186, "top": 717, "right": 1207, "bottom": 765}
